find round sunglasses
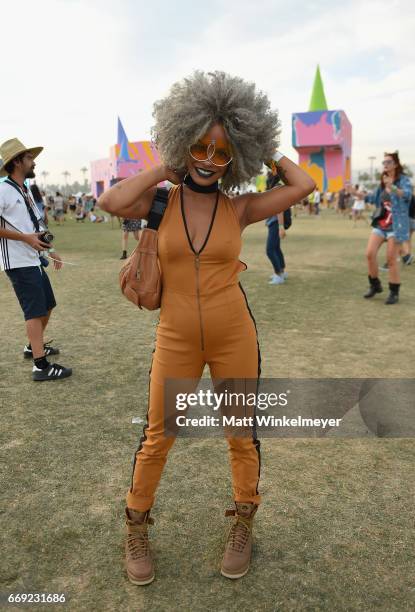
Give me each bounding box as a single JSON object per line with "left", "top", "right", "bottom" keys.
{"left": 188, "top": 141, "right": 233, "bottom": 167}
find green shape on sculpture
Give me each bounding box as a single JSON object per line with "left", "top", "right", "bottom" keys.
{"left": 309, "top": 65, "right": 328, "bottom": 111}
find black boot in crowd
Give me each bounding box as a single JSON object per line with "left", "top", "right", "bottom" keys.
{"left": 363, "top": 275, "right": 383, "bottom": 299}
{"left": 385, "top": 282, "right": 400, "bottom": 305}
{"left": 120, "top": 250, "right": 127, "bottom": 260}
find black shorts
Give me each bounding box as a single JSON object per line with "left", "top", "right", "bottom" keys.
{"left": 6, "top": 266, "right": 57, "bottom": 321}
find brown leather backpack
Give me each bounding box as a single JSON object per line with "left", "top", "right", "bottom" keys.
{"left": 119, "top": 188, "right": 169, "bottom": 310}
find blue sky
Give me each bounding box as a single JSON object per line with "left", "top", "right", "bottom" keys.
{"left": 1, "top": 0, "right": 414, "bottom": 183}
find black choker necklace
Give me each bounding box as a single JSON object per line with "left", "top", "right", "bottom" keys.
{"left": 183, "top": 173, "right": 218, "bottom": 193}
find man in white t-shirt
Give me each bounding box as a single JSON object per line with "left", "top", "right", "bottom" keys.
{"left": 0, "top": 138, "right": 72, "bottom": 381}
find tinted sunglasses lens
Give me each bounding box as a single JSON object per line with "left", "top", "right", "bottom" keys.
{"left": 189, "top": 143, "right": 209, "bottom": 160}
{"left": 207, "top": 142, "right": 231, "bottom": 165}
{"left": 208, "top": 149, "right": 231, "bottom": 166}
{"left": 208, "top": 149, "right": 230, "bottom": 165}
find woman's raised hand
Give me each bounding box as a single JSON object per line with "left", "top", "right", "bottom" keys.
{"left": 163, "top": 166, "right": 186, "bottom": 185}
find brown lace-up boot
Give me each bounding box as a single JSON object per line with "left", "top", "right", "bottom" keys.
{"left": 221, "top": 502, "right": 258, "bottom": 579}
{"left": 125, "top": 508, "right": 155, "bottom": 585}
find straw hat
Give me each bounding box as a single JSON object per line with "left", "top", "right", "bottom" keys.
{"left": 0, "top": 138, "right": 43, "bottom": 177}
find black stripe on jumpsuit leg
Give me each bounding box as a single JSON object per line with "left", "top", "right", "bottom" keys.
{"left": 129, "top": 347, "right": 156, "bottom": 492}
{"left": 238, "top": 282, "right": 261, "bottom": 497}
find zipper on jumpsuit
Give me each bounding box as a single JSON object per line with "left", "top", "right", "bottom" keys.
{"left": 194, "top": 254, "right": 205, "bottom": 350}
{"left": 180, "top": 184, "right": 220, "bottom": 353}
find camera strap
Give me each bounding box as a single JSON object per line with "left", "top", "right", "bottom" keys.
{"left": 0, "top": 215, "right": 23, "bottom": 233}
{"left": 4, "top": 178, "right": 42, "bottom": 233}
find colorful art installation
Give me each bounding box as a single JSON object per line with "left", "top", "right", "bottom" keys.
{"left": 292, "top": 65, "right": 352, "bottom": 193}
{"left": 90, "top": 118, "right": 161, "bottom": 197}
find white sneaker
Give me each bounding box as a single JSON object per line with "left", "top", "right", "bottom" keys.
{"left": 269, "top": 272, "right": 287, "bottom": 280}
{"left": 268, "top": 274, "right": 285, "bottom": 285}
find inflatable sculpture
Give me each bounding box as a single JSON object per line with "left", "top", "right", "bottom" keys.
{"left": 292, "top": 65, "right": 352, "bottom": 193}
{"left": 90, "top": 118, "right": 161, "bottom": 198}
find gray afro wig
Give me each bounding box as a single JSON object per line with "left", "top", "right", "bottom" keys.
{"left": 151, "top": 71, "right": 281, "bottom": 192}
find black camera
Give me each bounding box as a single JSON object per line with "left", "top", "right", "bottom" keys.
{"left": 39, "top": 231, "right": 54, "bottom": 245}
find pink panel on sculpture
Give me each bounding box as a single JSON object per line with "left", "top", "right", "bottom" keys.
{"left": 91, "top": 140, "right": 162, "bottom": 198}
{"left": 292, "top": 109, "right": 352, "bottom": 192}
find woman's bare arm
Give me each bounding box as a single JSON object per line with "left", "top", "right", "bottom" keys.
{"left": 233, "top": 156, "right": 316, "bottom": 230}
{"left": 98, "top": 165, "right": 180, "bottom": 219}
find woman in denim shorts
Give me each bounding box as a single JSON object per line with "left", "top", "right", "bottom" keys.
{"left": 364, "top": 152, "right": 412, "bottom": 304}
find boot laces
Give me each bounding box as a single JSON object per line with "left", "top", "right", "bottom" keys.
{"left": 127, "top": 525, "right": 149, "bottom": 560}
{"left": 228, "top": 516, "right": 250, "bottom": 553}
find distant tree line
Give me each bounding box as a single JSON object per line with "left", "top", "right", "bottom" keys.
{"left": 358, "top": 165, "right": 413, "bottom": 190}
{"left": 38, "top": 180, "right": 91, "bottom": 195}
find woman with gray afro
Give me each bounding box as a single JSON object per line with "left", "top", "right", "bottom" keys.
{"left": 99, "top": 70, "right": 315, "bottom": 585}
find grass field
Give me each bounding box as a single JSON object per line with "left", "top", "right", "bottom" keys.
{"left": 1, "top": 208, "right": 414, "bottom": 611}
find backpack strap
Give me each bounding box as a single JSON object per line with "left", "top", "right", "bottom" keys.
{"left": 146, "top": 187, "right": 169, "bottom": 230}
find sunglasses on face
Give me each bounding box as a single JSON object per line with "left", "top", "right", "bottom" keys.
{"left": 382, "top": 160, "right": 394, "bottom": 166}
{"left": 188, "top": 140, "right": 233, "bottom": 167}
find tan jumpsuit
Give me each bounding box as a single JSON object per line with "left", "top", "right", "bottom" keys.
{"left": 126, "top": 185, "right": 261, "bottom": 511}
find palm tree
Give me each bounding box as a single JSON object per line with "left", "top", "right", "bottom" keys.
{"left": 62, "top": 171, "right": 71, "bottom": 196}
{"left": 41, "top": 170, "right": 49, "bottom": 188}
{"left": 80, "top": 166, "right": 88, "bottom": 186}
